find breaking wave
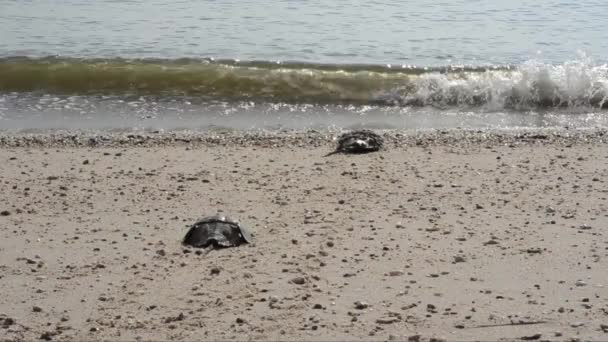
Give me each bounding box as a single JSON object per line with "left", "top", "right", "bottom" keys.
{"left": 1, "top": 56, "right": 607, "bottom": 110}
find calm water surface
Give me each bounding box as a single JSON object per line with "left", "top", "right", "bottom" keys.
{"left": 2, "top": 0, "right": 608, "bottom": 65}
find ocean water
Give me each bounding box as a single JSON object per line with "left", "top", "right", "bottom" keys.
{"left": 1, "top": 0, "right": 608, "bottom": 131}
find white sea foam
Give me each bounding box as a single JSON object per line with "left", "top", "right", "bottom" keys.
{"left": 404, "top": 56, "right": 608, "bottom": 109}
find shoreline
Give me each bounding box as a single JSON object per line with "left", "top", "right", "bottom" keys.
{"left": 0, "top": 127, "right": 607, "bottom": 148}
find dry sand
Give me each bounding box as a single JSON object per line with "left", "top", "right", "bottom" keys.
{"left": 0, "top": 130, "right": 607, "bottom": 341}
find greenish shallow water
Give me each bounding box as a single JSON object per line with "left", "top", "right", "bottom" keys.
{"left": 1, "top": 0, "right": 607, "bottom": 130}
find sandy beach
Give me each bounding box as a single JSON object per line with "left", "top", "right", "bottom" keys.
{"left": 1, "top": 129, "right": 607, "bottom": 341}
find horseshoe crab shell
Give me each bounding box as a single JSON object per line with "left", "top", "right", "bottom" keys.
{"left": 326, "top": 130, "right": 384, "bottom": 156}
{"left": 183, "top": 215, "right": 252, "bottom": 248}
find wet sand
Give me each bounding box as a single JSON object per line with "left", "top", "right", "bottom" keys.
{"left": 1, "top": 130, "right": 607, "bottom": 341}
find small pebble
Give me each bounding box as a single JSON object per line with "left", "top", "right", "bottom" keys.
{"left": 354, "top": 301, "right": 369, "bottom": 310}
{"left": 429, "top": 338, "right": 447, "bottom": 342}
{"left": 290, "top": 277, "right": 306, "bottom": 285}
{"left": 453, "top": 256, "right": 466, "bottom": 263}
{"left": 520, "top": 333, "right": 542, "bottom": 340}
{"left": 376, "top": 317, "right": 400, "bottom": 324}
{"left": 40, "top": 332, "right": 54, "bottom": 341}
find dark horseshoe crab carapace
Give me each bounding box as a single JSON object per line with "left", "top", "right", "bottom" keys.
{"left": 183, "top": 215, "right": 252, "bottom": 248}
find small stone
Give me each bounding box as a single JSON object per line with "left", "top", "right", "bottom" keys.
{"left": 376, "top": 317, "right": 400, "bottom": 324}
{"left": 290, "top": 277, "right": 306, "bottom": 285}
{"left": 40, "top": 332, "right": 54, "bottom": 340}
{"left": 526, "top": 248, "right": 543, "bottom": 254}
{"left": 389, "top": 271, "right": 404, "bottom": 277}
{"left": 600, "top": 324, "right": 608, "bottom": 332}
{"left": 0, "top": 210, "right": 10, "bottom": 216}
{"left": 2, "top": 317, "right": 15, "bottom": 327}
{"left": 354, "top": 301, "right": 369, "bottom": 310}
{"left": 575, "top": 280, "right": 587, "bottom": 287}
{"left": 32, "top": 306, "right": 43, "bottom": 312}
{"left": 408, "top": 335, "right": 421, "bottom": 342}
{"left": 429, "top": 338, "right": 446, "bottom": 342}
{"left": 453, "top": 256, "right": 466, "bottom": 263}
{"left": 520, "top": 333, "right": 542, "bottom": 340}
{"left": 570, "top": 322, "right": 584, "bottom": 328}
{"left": 578, "top": 224, "right": 592, "bottom": 230}
{"left": 90, "top": 327, "right": 99, "bottom": 332}
{"left": 313, "top": 303, "right": 323, "bottom": 309}
{"left": 236, "top": 317, "right": 246, "bottom": 324}
{"left": 82, "top": 159, "right": 90, "bottom": 165}
{"left": 210, "top": 267, "right": 221, "bottom": 275}
{"left": 164, "top": 312, "right": 185, "bottom": 323}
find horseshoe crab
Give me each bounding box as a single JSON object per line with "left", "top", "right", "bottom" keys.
{"left": 325, "top": 130, "right": 384, "bottom": 156}
{"left": 183, "top": 215, "right": 252, "bottom": 248}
